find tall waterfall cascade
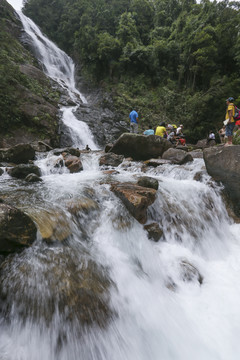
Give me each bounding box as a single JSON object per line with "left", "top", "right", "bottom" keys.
{"left": 0, "top": 8, "right": 240, "bottom": 360}
{"left": 17, "top": 11, "right": 98, "bottom": 150}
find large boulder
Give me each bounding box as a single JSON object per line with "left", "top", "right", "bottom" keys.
{"left": 110, "top": 133, "right": 172, "bottom": 161}
{"left": 0, "top": 144, "right": 35, "bottom": 164}
{"left": 110, "top": 182, "right": 157, "bottom": 224}
{"left": 203, "top": 146, "right": 240, "bottom": 216}
{"left": 162, "top": 148, "right": 193, "bottom": 165}
{"left": 0, "top": 203, "right": 37, "bottom": 254}
{"left": 7, "top": 164, "right": 41, "bottom": 179}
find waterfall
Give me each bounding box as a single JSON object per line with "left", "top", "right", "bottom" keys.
{"left": 17, "top": 11, "right": 98, "bottom": 150}
{"left": 1, "top": 5, "right": 240, "bottom": 360}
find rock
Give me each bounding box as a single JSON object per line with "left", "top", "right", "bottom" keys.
{"left": 162, "top": 148, "right": 193, "bottom": 165}
{"left": 63, "top": 154, "right": 83, "bottom": 173}
{"left": 7, "top": 164, "right": 41, "bottom": 179}
{"left": 99, "top": 152, "right": 124, "bottom": 167}
{"left": 193, "top": 171, "right": 206, "bottom": 182}
{"left": 103, "top": 170, "right": 119, "bottom": 175}
{"left": 189, "top": 150, "right": 203, "bottom": 159}
{"left": 194, "top": 139, "right": 216, "bottom": 150}
{"left": 137, "top": 176, "right": 159, "bottom": 190}
{"left": 203, "top": 146, "right": 240, "bottom": 216}
{"left": 27, "top": 208, "right": 72, "bottom": 242}
{"left": 65, "top": 198, "right": 99, "bottom": 216}
{"left": 110, "top": 133, "right": 172, "bottom": 161}
{"left": 0, "top": 203, "right": 37, "bottom": 254}
{"left": 54, "top": 147, "right": 81, "bottom": 157}
{"left": 0, "top": 168, "right": 3, "bottom": 176}
{"left": 0, "top": 249, "right": 113, "bottom": 329}
{"left": 25, "top": 173, "right": 43, "bottom": 182}
{"left": 180, "top": 260, "right": 203, "bottom": 285}
{"left": 105, "top": 143, "right": 113, "bottom": 153}
{"left": 176, "top": 145, "right": 188, "bottom": 152}
{"left": 110, "top": 182, "right": 157, "bottom": 224}
{"left": 144, "top": 158, "right": 172, "bottom": 167}
{"left": 0, "top": 144, "right": 35, "bottom": 164}
{"left": 144, "top": 223, "right": 163, "bottom": 242}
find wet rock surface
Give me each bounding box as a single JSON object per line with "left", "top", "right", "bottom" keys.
{"left": 0, "top": 203, "right": 37, "bottom": 254}
{"left": 144, "top": 222, "right": 163, "bottom": 242}
{"left": 110, "top": 182, "right": 157, "bottom": 224}
{"left": 137, "top": 176, "right": 159, "bottom": 190}
{"left": 99, "top": 152, "right": 124, "bottom": 167}
{"left": 7, "top": 164, "right": 41, "bottom": 179}
{"left": 0, "top": 248, "right": 114, "bottom": 329}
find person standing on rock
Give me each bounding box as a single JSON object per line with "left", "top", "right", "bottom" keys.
{"left": 129, "top": 109, "right": 139, "bottom": 133}
{"left": 225, "top": 97, "right": 235, "bottom": 146}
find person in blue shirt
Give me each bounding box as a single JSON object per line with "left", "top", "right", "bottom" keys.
{"left": 143, "top": 125, "right": 154, "bottom": 135}
{"left": 129, "top": 110, "right": 139, "bottom": 133}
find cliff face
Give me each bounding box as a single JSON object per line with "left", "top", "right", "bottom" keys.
{"left": 0, "top": 0, "right": 60, "bottom": 148}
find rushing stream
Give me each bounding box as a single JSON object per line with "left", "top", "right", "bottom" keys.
{"left": 1, "top": 8, "right": 240, "bottom": 360}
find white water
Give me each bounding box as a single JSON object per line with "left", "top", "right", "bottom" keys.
{"left": 1, "top": 8, "right": 240, "bottom": 360}
{"left": 17, "top": 11, "right": 99, "bottom": 150}
{"left": 1, "top": 155, "right": 240, "bottom": 360}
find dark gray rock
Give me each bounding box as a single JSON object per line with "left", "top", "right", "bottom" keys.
{"left": 162, "top": 148, "right": 193, "bottom": 165}
{"left": 110, "top": 134, "right": 172, "bottom": 161}
{"left": 25, "top": 173, "right": 43, "bottom": 182}
{"left": 0, "top": 169, "right": 3, "bottom": 176}
{"left": 144, "top": 222, "right": 163, "bottom": 242}
{"left": 0, "top": 203, "right": 37, "bottom": 254}
{"left": 203, "top": 145, "right": 240, "bottom": 216}
{"left": 0, "top": 144, "right": 35, "bottom": 164}
{"left": 137, "top": 176, "right": 159, "bottom": 190}
{"left": 99, "top": 153, "right": 124, "bottom": 167}
{"left": 7, "top": 164, "right": 41, "bottom": 179}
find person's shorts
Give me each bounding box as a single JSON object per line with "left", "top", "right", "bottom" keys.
{"left": 225, "top": 122, "right": 235, "bottom": 136}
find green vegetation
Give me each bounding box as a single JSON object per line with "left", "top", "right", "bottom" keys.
{"left": 0, "top": 0, "right": 60, "bottom": 138}
{"left": 23, "top": 0, "right": 240, "bottom": 143}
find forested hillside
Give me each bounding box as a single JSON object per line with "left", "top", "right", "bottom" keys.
{"left": 0, "top": 0, "right": 60, "bottom": 147}
{"left": 23, "top": 0, "right": 240, "bottom": 142}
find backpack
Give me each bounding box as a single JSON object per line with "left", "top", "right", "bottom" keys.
{"left": 234, "top": 106, "right": 240, "bottom": 120}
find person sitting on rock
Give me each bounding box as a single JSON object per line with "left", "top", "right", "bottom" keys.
{"left": 143, "top": 125, "right": 154, "bottom": 135}
{"left": 167, "top": 129, "right": 177, "bottom": 144}
{"left": 176, "top": 135, "right": 186, "bottom": 146}
{"left": 155, "top": 122, "right": 167, "bottom": 138}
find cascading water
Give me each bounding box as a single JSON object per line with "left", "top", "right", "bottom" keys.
{"left": 17, "top": 11, "right": 98, "bottom": 150}
{"left": 1, "top": 7, "right": 240, "bottom": 360}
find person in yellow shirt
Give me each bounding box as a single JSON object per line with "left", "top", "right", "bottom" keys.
{"left": 225, "top": 97, "right": 235, "bottom": 146}
{"left": 155, "top": 122, "right": 167, "bottom": 138}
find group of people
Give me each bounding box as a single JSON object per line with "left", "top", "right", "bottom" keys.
{"left": 129, "top": 109, "right": 186, "bottom": 146}
{"left": 130, "top": 97, "right": 240, "bottom": 147}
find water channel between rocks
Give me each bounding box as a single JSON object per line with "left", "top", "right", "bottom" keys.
{"left": 1, "top": 8, "right": 240, "bottom": 360}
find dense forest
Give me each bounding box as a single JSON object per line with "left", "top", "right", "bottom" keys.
{"left": 22, "top": 0, "right": 240, "bottom": 142}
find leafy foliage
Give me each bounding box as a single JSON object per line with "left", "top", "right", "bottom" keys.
{"left": 22, "top": 0, "right": 240, "bottom": 142}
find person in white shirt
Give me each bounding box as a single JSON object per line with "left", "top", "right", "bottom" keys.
{"left": 176, "top": 124, "right": 183, "bottom": 135}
